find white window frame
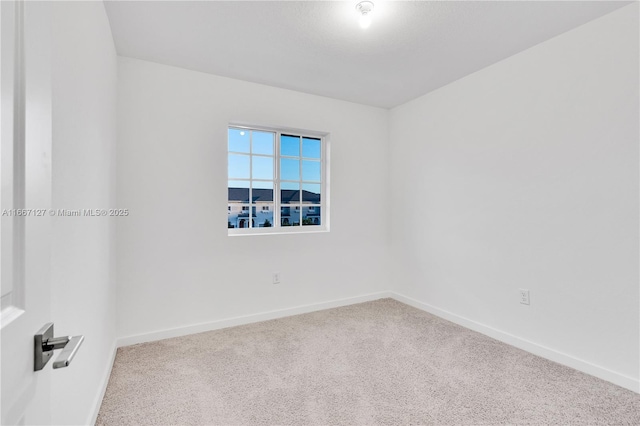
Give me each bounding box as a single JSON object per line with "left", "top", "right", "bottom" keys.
{"left": 228, "top": 123, "right": 329, "bottom": 236}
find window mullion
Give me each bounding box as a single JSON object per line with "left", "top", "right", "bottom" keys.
{"left": 298, "top": 136, "right": 303, "bottom": 226}
{"left": 249, "top": 131, "right": 253, "bottom": 228}
{"left": 275, "top": 131, "right": 281, "bottom": 229}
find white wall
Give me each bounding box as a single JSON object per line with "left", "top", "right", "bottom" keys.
{"left": 113, "top": 2, "right": 638, "bottom": 395}
{"left": 51, "top": 2, "right": 118, "bottom": 424}
{"left": 389, "top": 4, "right": 639, "bottom": 391}
{"left": 116, "top": 58, "right": 390, "bottom": 341}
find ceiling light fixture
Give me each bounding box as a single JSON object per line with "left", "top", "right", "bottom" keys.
{"left": 355, "top": 1, "right": 374, "bottom": 29}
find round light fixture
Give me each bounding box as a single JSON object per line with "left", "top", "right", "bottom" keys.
{"left": 355, "top": 1, "right": 374, "bottom": 29}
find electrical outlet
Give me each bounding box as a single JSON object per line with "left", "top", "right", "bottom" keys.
{"left": 272, "top": 272, "right": 280, "bottom": 284}
{"left": 519, "top": 289, "right": 530, "bottom": 305}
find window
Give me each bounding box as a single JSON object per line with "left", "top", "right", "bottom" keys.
{"left": 228, "top": 125, "right": 327, "bottom": 234}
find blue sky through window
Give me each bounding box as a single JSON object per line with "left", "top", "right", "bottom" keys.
{"left": 228, "top": 128, "right": 321, "bottom": 197}
{"left": 252, "top": 156, "right": 273, "bottom": 180}
{"left": 302, "top": 160, "right": 321, "bottom": 182}
{"left": 281, "top": 135, "right": 300, "bottom": 157}
{"left": 228, "top": 154, "right": 250, "bottom": 179}
{"left": 252, "top": 131, "right": 273, "bottom": 155}
{"left": 281, "top": 181, "right": 299, "bottom": 190}
{"left": 281, "top": 158, "right": 299, "bottom": 181}
{"left": 302, "top": 138, "right": 321, "bottom": 158}
{"left": 228, "top": 128, "right": 250, "bottom": 153}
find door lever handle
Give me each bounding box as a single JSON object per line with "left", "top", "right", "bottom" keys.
{"left": 52, "top": 335, "right": 84, "bottom": 369}
{"left": 34, "top": 323, "right": 84, "bottom": 371}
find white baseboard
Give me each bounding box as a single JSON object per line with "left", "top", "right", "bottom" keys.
{"left": 117, "top": 291, "right": 392, "bottom": 347}
{"left": 87, "top": 343, "right": 118, "bottom": 425}
{"left": 389, "top": 291, "right": 640, "bottom": 394}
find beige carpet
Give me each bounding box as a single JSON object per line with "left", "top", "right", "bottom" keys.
{"left": 97, "top": 299, "right": 640, "bottom": 425}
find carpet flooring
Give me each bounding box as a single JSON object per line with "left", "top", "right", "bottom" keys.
{"left": 97, "top": 299, "right": 640, "bottom": 425}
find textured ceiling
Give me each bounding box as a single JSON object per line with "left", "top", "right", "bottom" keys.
{"left": 104, "top": 1, "right": 630, "bottom": 108}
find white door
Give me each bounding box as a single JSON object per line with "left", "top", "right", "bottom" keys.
{"left": 1, "top": 1, "right": 54, "bottom": 424}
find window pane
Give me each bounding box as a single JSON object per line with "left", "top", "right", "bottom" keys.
{"left": 252, "top": 181, "right": 273, "bottom": 202}
{"left": 228, "top": 128, "right": 250, "bottom": 153}
{"left": 228, "top": 154, "right": 250, "bottom": 179}
{"left": 281, "top": 135, "right": 300, "bottom": 157}
{"left": 281, "top": 182, "right": 300, "bottom": 204}
{"left": 281, "top": 158, "right": 300, "bottom": 181}
{"left": 252, "top": 131, "right": 274, "bottom": 155}
{"left": 228, "top": 181, "right": 249, "bottom": 203}
{"left": 302, "top": 160, "right": 321, "bottom": 182}
{"left": 302, "top": 206, "right": 321, "bottom": 226}
{"left": 256, "top": 204, "right": 274, "bottom": 228}
{"left": 302, "top": 137, "right": 321, "bottom": 159}
{"left": 302, "top": 183, "right": 321, "bottom": 203}
{"left": 280, "top": 205, "right": 291, "bottom": 226}
{"left": 227, "top": 204, "right": 239, "bottom": 229}
{"left": 252, "top": 156, "right": 273, "bottom": 180}
{"left": 291, "top": 207, "right": 301, "bottom": 226}
{"left": 229, "top": 204, "right": 253, "bottom": 228}
{"left": 281, "top": 206, "right": 300, "bottom": 227}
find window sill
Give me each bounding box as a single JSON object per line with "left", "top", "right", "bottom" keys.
{"left": 228, "top": 226, "right": 328, "bottom": 237}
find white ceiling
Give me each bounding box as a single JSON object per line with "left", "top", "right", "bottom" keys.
{"left": 104, "top": 1, "right": 629, "bottom": 109}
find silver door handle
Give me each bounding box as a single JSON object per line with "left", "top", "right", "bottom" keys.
{"left": 34, "top": 323, "right": 84, "bottom": 371}
{"left": 52, "top": 335, "right": 84, "bottom": 369}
